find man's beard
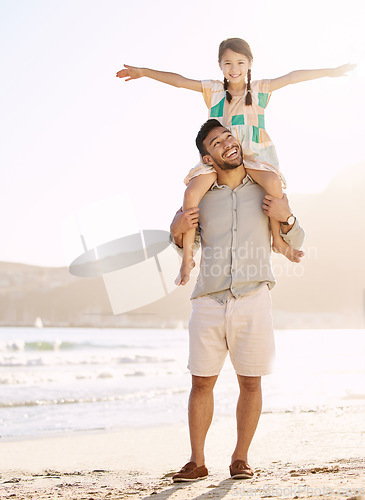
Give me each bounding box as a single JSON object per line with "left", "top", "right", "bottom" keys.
{"left": 213, "top": 147, "right": 243, "bottom": 170}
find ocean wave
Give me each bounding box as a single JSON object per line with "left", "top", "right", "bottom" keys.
{"left": 0, "top": 340, "right": 154, "bottom": 353}
{"left": 124, "top": 370, "right": 145, "bottom": 377}
{"left": 115, "top": 355, "right": 172, "bottom": 364}
{"left": 0, "top": 357, "right": 45, "bottom": 368}
{"left": 343, "top": 391, "right": 365, "bottom": 400}
{"left": 2, "top": 397, "right": 362, "bottom": 417}
{"left": 0, "top": 373, "right": 56, "bottom": 385}
{"left": 261, "top": 404, "right": 365, "bottom": 415}
{"left": 0, "top": 340, "right": 96, "bottom": 352}
{"left": 0, "top": 386, "right": 190, "bottom": 409}
{"left": 0, "top": 340, "right": 25, "bottom": 352}
{"left": 0, "top": 366, "right": 182, "bottom": 385}
{"left": 0, "top": 353, "right": 174, "bottom": 368}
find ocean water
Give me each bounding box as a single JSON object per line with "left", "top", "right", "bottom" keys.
{"left": 0, "top": 327, "right": 364, "bottom": 439}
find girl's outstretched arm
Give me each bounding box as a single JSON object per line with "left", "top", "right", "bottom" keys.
{"left": 268, "top": 63, "right": 356, "bottom": 91}
{"left": 116, "top": 65, "right": 202, "bottom": 92}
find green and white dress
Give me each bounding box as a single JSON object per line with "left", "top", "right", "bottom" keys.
{"left": 184, "top": 79, "right": 285, "bottom": 187}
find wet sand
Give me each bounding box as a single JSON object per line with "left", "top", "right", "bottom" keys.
{"left": 1, "top": 411, "right": 364, "bottom": 499}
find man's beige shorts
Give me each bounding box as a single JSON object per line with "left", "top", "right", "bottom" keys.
{"left": 188, "top": 285, "right": 275, "bottom": 377}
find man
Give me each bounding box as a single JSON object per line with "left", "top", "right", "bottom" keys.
{"left": 170, "top": 119, "right": 304, "bottom": 482}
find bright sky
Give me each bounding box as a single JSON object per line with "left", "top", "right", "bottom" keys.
{"left": 1, "top": 0, "right": 364, "bottom": 267}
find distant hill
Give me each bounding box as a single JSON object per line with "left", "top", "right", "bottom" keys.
{"left": 1, "top": 162, "right": 364, "bottom": 329}
{"left": 270, "top": 160, "right": 365, "bottom": 327}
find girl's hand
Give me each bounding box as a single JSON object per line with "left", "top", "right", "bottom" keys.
{"left": 116, "top": 66, "right": 202, "bottom": 91}
{"left": 116, "top": 64, "right": 143, "bottom": 81}
{"left": 330, "top": 63, "right": 357, "bottom": 77}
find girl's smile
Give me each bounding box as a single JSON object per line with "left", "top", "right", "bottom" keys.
{"left": 219, "top": 48, "right": 251, "bottom": 88}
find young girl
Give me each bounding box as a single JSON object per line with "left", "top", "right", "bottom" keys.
{"left": 116, "top": 38, "right": 355, "bottom": 285}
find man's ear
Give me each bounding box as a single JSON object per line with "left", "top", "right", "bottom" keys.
{"left": 202, "top": 154, "right": 213, "bottom": 166}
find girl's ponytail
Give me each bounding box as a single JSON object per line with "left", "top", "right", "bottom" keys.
{"left": 245, "top": 68, "right": 252, "bottom": 106}
{"left": 224, "top": 77, "right": 233, "bottom": 103}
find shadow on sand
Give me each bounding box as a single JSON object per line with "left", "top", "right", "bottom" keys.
{"left": 142, "top": 477, "right": 235, "bottom": 500}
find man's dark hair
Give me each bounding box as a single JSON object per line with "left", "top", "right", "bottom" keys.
{"left": 196, "top": 119, "right": 225, "bottom": 157}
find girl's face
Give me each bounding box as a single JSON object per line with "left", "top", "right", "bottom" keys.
{"left": 219, "top": 48, "right": 252, "bottom": 85}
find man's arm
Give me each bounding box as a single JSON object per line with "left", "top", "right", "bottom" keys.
{"left": 170, "top": 207, "right": 200, "bottom": 250}
{"left": 263, "top": 194, "right": 305, "bottom": 249}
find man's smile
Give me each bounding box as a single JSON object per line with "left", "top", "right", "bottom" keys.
{"left": 223, "top": 146, "right": 239, "bottom": 159}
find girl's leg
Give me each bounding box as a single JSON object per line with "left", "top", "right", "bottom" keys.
{"left": 245, "top": 169, "right": 303, "bottom": 263}
{"left": 175, "top": 172, "right": 217, "bottom": 286}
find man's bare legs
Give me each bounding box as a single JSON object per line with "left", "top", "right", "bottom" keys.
{"left": 231, "top": 375, "right": 262, "bottom": 464}
{"left": 188, "top": 375, "right": 218, "bottom": 467}
{"left": 187, "top": 374, "right": 262, "bottom": 468}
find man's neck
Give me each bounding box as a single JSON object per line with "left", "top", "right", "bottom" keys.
{"left": 216, "top": 164, "right": 247, "bottom": 190}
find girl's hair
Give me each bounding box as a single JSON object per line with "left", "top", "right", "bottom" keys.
{"left": 218, "top": 38, "right": 253, "bottom": 106}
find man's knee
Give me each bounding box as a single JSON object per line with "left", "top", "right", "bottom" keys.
{"left": 237, "top": 375, "right": 261, "bottom": 393}
{"left": 191, "top": 375, "right": 217, "bottom": 392}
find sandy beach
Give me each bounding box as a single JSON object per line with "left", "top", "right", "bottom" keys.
{"left": 1, "top": 410, "right": 364, "bottom": 499}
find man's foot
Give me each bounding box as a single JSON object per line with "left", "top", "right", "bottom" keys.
{"left": 174, "top": 260, "right": 195, "bottom": 286}
{"left": 272, "top": 237, "right": 304, "bottom": 263}
{"left": 172, "top": 462, "right": 208, "bottom": 482}
{"left": 229, "top": 460, "right": 254, "bottom": 479}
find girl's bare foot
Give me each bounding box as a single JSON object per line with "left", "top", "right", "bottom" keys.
{"left": 175, "top": 260, "right": 195, "bottom": 286}
{"left": 272, "top": 237, "right": 304, "bottom": 263}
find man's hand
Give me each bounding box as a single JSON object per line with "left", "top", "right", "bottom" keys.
{"left": 262, "top": 194, "right": 292, "bottom": 222}
{"left": 170, "top": 207, "right": 199, "bottom": 247}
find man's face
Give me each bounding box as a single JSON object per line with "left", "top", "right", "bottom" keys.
{"left": 202, "top": 127, "right": 243, "bottom": 171}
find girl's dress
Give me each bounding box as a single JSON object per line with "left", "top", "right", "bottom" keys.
{"left": 184, "top": 79, "right": 286, "bottom": 188}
